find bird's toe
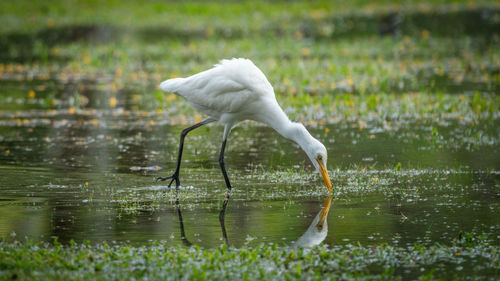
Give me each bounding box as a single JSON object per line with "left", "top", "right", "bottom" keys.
{"left": 156, "top": 176, "right": 169, "bottom": 182}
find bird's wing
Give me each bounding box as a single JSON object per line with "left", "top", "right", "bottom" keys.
{"left": 160, "top": 58, "right": 274, "bottom": 115}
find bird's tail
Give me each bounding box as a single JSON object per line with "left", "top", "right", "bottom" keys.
{"left": 159, "top": 78, "right": 185, "bottom": 94}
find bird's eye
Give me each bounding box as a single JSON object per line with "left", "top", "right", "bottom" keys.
{"left": 317, "top": 155, "right": 322, "bottom": 161}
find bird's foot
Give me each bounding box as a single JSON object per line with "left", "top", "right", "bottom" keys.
{"left": 156, "top": 173, "right": 180, "bottom": 189}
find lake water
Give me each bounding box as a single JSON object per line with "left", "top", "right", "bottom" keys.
{"left": 0, "top": 108, "right": 498, "bottom": 247}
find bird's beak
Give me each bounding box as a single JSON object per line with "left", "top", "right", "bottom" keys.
{"left": 317, "top": 157, "right": 332, "bottom": 193}
{"left": 316, "top": 196, "right": 333, "bottom": 230}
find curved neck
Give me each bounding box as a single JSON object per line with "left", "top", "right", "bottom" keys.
{"left": 281, "top": 122, "right": 314, "bottom": 148}
{"left": 255, "top": 101, "right": 314, "bottom": 150}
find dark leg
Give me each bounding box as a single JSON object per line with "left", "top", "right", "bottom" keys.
{"left": 175, "top": 198, "right": 191, "bottom": 246}
{"left": 157, "top": 119, "right": 212, "bottom": 188}
{"left": 219, "top": 138, "right": 232, "bottom": 190}
{"left": 219, "top": 193, "right": 230, "bottom": 245}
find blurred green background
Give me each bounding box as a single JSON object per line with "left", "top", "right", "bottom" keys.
{"left": 0, "top": 0, "right": 498, "bottom": 122}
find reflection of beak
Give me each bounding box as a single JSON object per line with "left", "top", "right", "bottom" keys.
{"left": 316, "top": 196, "right": 333, "bottom": 230}
{"left": 317, "top": 158, "right": 332, "bottom": 193}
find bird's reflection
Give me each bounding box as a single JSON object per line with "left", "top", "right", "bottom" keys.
{"left": 174, "top": 191, "right": 230, "bottom": 246}
{"left": 294, "top": 196, "right": 333, "bottom": 247}
{"left": 174, "top": 198, "right": 192, "bottom": 246}
{"left": 174, "top": 192, "right": 332, "bottom": 247}
{"left": 219, "top": 193, "right": 230, "bottom": 245}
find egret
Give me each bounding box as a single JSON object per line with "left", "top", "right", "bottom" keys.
{"left": 295, "top": 196, "right": 333, "bottom": 247}
{"left": 157, "top": 58, "right": 332, "bottom": 192}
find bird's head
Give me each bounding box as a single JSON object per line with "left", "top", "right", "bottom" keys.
{"left": 305, "top": 138, "right": 332, "bottom": 193}
{"left": 291, "top": 123, "right": 333, "bottom": 193}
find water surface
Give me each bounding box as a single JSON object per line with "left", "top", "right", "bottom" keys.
{"left": 0, "top": 114, "right": 498, "bottom": 248}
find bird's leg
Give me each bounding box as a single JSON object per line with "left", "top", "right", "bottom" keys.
{"left": 175, "top": 198, "right": 192, "bottom": 246}
{"left": 219, "top": 192, "right": 230, "bottom": 245}
{"left": 157, "top": 119, "right": 213, "bottom": 188}
{"left": 218, "top": 138, "right": 232, "bottom": 190}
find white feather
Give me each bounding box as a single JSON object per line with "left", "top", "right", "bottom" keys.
{"left": 159, "top": 58, "right": 331, "bottom": 190}
{"left": 160, "top": 58, "right": 275, "bottom": 122}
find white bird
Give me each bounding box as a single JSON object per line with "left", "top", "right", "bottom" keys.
{"left": 295, "top": 196, "right": 333, "bottom": 247}
{"left": 157, "top": 58, "right": 332, "bottom": 192}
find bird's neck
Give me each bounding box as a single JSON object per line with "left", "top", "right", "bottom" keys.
{"left": 282, "top": 122, "right": 316, "bottom": 150}
{"left": 255, "top": 99, "right": 315, "bottom": 150}
{"left": 262, "top": 113, "right": 314, "bottom": 149}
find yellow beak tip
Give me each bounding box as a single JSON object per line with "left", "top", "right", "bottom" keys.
{"left": 317, "top": 159, "right": 332, "bottom": 193}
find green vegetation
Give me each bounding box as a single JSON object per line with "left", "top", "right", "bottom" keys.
{"left": 92, "top": 168, "right": 497, "bottom": 212}
{"left": 0, "top": 0, "right": 498, "bottom": 123}
{"left": 1, "top": 233, "right": 498, "bottom": 280}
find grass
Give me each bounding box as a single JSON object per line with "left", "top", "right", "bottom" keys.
{"left": 66, "top": 167, "right": 496, "bottom": 214}
{"left": 0, "top": 1, "right": 498, "bottom": 125}
{"left": 1, "top": 1, "right": 497, "bottom": 32}
{"left": 0, "top": 233, "right": 498, "bottom": 280}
